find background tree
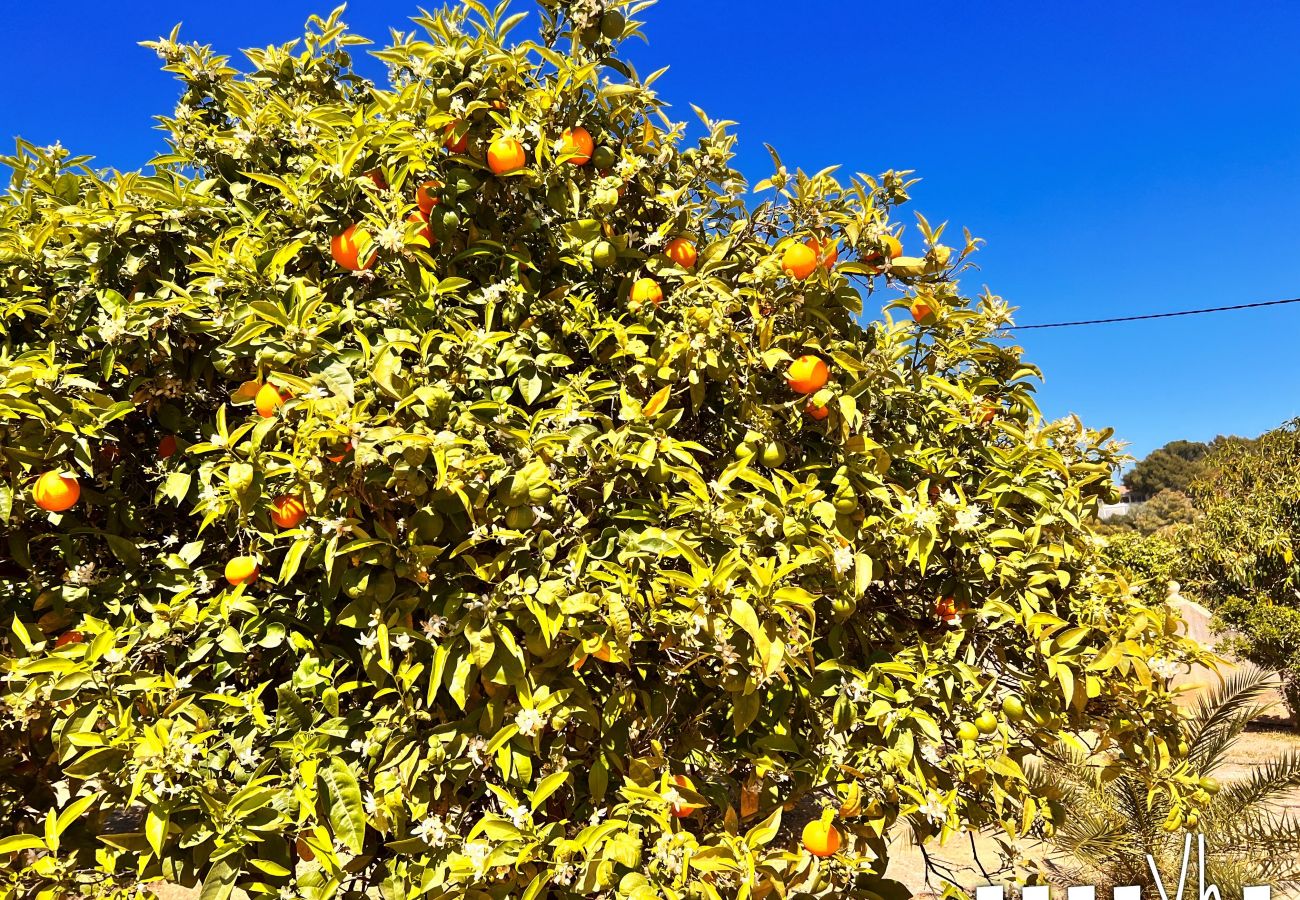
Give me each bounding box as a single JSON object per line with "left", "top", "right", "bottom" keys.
{"left": 1185, "top": 419, "right": 1300, "bottom": 724}
{"left": 0, "top": 3, "right": 1207, "bottom": 899}
{"left": 1123, "top": 440, "right": 1211, "bottom": 501}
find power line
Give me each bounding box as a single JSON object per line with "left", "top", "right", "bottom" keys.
{"left": 1007, "top": 296, "right": 1300, "bottom": 330}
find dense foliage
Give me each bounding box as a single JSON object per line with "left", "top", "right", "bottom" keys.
{"left": 1099, "top": 532, "right": 1181, "bottom": 593}
{"left": 1123, "top": 440, "right": 1213, "bottom": 502}
{"left": 1, "top": 3, "right": 1208, "bottom": 898}
{"left": 1185, "top": 419, "right": 1300, "bottom": 723}
{"left": 1098, "top": 489, "right": 1197, "bottom": 538}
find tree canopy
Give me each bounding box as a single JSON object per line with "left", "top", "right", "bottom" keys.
{"left": 0, "top": 3, "right": 1208, "bottom": 899}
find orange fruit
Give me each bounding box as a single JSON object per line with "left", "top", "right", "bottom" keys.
{"left": 33, "top": 470, "right": 80, "bottom": 512}
{"left": 269, "top": 495, "right": 308, "bottom": 529}
{"left": 978, "top": 403, "right": 998, "bottom": 425}
{"left": 327, "top": 439, "right": 355, "bottom": 464}
{"left": 910, "top": 300, "right": 936, "bottom": 325}
{"left": 867, "top": 234, "right": 903, "bottom": 269}
{"left": 487, "top": 137, "right": 526, "bottom": 174}
{"left": 444, "top": 123, "right": 469, "bottom": 154}
{"left": 781, "top": 242, "right": 818, "bottom": 280}
{"left": 364, "top": 169, "right": 388, "bottom": 190}
{"left": 805, "top": 399, "right": 830, "bottom": 420}
{"left": 225, "top": 556, "right": 260, "bottom": 586}
{"left": 669, "top": 774, "right": 701, "bottom": 817}
{"left": 415, "top": 180, "right": 442, "bottom": 214}
{"left": 786, "top": 355, "right": 829, "bottom": 394}
{"left": 630, "top": 277, "right": 663, "bottom": 307}
{"left": 158, "top": 435, "right": 179, "bottom": 459}
{"left": 331, "top": 225, "right": 375, "bottom": 271}
{"left": 665, "top": 237, "right": 697, "bottom": 269}
{"left": 255, "top": 383, "right": 290, "bottom": 418}
{"left": 408, "top": 212, "right": 434, "bottom": 245}
{"left": 560, "top": 126, "right": 594, "bottom": 165}
{"left": 936, "top": 596, "right": 958, "bottom": 623}
{"left": 593, "top": 642, "right": 614, "bottom": 662}
{"left": 54, "top": 630, "right": 85, "bottom": 648}
{"left": 808, "top": 235, "right": 839, "bottom": 269}
{"left": 802, "top": 820, "right": 841, "bottom": 858}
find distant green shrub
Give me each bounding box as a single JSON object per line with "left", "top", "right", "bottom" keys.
{"left": 1101, "top": 531, "right": 1181, "bottom": 592}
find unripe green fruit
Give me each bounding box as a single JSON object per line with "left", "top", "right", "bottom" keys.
{"left": 1001, "top": 695, "right": 1025, "bottom": 721}
{"left": 831, "top": 595, "right": 856, "bottom": 622}
{"left": 592, "top": 240, "right": 617, "bottom": 269}
{"left": 600, "top": 10, "right": 626, "bottom": 40}
{"left": 760, "top": 442, "right": 786, "bottom": 467}
{"left": 975, "top": 711, "right": 999, "bottom": 735}
{"left": 592, "top": 145, "right": 617, "bottom": 170}
{"left": 834, "top": 492, "right": 859, "bottom": 514}
{"left": 957, "top": 722, "right": 980, "bottom": 742}
{"left": 646, "top": 459, "right": 670, "bottom": 484}
{"left": 1199, "top": 776, "right": 1220, "bottom": 794}
{"left": 505, "top": 506, "right": 535, "bottom": 530}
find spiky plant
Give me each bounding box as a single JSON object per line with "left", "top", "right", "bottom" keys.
{"left": 1031, "top": 668, "right": 1300, "bottom": 894}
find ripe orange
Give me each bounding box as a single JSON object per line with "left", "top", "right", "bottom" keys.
{"left": 781, "top": 242, "right": 818, "bottom": 280}
{"left": 270, "top": 495, "right": 308, "bottom": 529}
{"left": 364, "top": 169, "right": 388, "bottom": 190}
{"left": 665, "top": 237, "right": 697, "bottom": 269}
{"left": 593, "top": 642, "right": 614, "bottom": 662}
{"left": 33, "top": 470, "right": 80, "bottom": 512}
{"left": 331, "top": 225, "right": 375, "bottom": 271}
{"left": 408, "top": 212, "right": 434, "bottom": 245}
{"left": 786, "top": 355, "right": 829, "bottom": 394}
{"left": 415, "top": 180, "right": 442, "bottom": 214}
{"left": 54, "top": 630, "right": 85, "bottom": 648}
{"left": 936, "top": 596, "right": 958, "bottom": 624}
{"left": 802, "top": 820, "right": 841, "bottom": 858}
{"left": 225, "top": 556, "right": 260, "bottom": 586}
{"left": 978, "top": 402, "right": 998, "bottom": 425}
{"left": 805, "top": 399, "right": 830, "bottom": 420}
{"left": 255, "top": 383, "right": 290, "bottom": 418}
{"left": 808, "top": 235, "right": 839, "bottom": 269}
{"left": 865, "top": 233, "right": 904, "bottom": 272}
{"left": 669, "top": 774, "right": 700, "bottom": 817}
{"left": 560, "top": 126, "right": 594, "bottom": 165}
{"left": 910, "top": 300, "right": 936, "bottom": 325}
{"left": 327, "top": 439, "right": 355, "bottom": 464}
{"left": 631, "top": 277, "right": 663, "bottom": 307}
{"left": 158, "top": 435, "right": 179, "bottom": 459}
{"left": 487, "top": 137, "right": 526, "bottom": 174}
{"left": 444, "top": 123, "right": 469, "bottom": 154}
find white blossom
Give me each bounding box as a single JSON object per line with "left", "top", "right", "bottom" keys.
{"left": 514, "top": 708, "right": 547, "bottom": 736}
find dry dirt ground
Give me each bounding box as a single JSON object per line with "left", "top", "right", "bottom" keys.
{"left": 150, "top": 597, "right": 1300, "bottom": 900}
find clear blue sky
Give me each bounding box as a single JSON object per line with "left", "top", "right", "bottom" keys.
{"left": 3, "top": 1, "right": 1299, "bottom": 462}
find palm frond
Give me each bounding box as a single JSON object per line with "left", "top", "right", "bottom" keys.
{"left": 1186, "top": 667, "right": 1275, "bottom": 769}
{"left": 1211, "top": 748, "right": 1300, "bottom": 822}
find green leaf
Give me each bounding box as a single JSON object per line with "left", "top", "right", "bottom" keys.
{"left": 321, "top": 757, "right": 367, "bottom": 855}
{"left": 0, "top": 835, "right": 46, "bottom": 854}
{"left": 197, "top": 856, "right": 240, "bottom": 900}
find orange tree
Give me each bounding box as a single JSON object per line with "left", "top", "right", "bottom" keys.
{"left": 0, "top": 3, "right": 1209, "bottom": 899}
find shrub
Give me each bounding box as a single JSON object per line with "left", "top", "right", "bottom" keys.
{"left": 1184, "top": 419, "right": 1300, "bottom": 724}
{"left": 1100, "top": 531, "right": 1181, "bottom": 593}
{"left": 0, "top": 3, "right": 1207, "bottom": 898}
